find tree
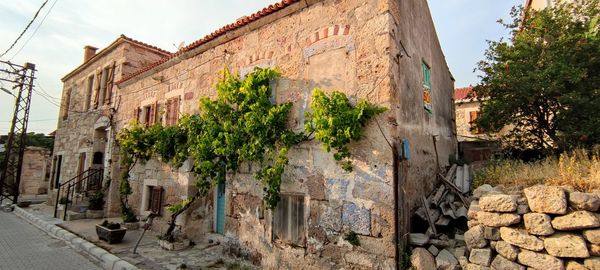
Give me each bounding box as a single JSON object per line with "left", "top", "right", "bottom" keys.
{"left": 474, "top": 0, "right": 600, "bottom": 152}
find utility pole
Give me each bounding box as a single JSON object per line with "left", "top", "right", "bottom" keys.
{"left": 0, "top": 61, "right": 36, "bottom": 204}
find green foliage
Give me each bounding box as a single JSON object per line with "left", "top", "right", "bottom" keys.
{"left": 117, "top": 67, "right": 384, "bottom": 212}
{"left": 100, "top": 220, "right": 121, "bottom": 230}
{"left": 305, "top": 89, "right": 386, "bottom": 171}
{"left": 344, "top": 231, "right": 360, "bottom": 246}
{"left": 88, "top": 191, "right": 104, "bottom": 210}
{"left": 167, "top": 198, "right": 193, "bottom": 213}
{"left": 474, "top": 0, "right": 600, "bottom": 152}
{"left": 58, "top": 196, "right": 70, "bottom": 205}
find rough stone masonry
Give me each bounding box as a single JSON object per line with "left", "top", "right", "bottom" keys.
{"left": 52, "top": 0, "right": 457, "bottom": 269}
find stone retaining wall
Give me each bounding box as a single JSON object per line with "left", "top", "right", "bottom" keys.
{"left": 464, "top": 185, "right": 600, "bottom": 269}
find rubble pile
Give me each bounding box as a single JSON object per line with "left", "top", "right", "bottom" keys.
{"left": 408, "top": 165, "right": 472, "bottom": 270}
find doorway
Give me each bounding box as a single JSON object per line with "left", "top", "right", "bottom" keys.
{"left": 215, "top": 181, "right": 225, "bottom": 234}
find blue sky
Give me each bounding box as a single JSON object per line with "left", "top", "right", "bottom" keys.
{"left": 0, "top": 0, "right": 521, "bottom": 134}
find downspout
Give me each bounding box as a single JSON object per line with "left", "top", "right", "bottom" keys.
{"left": 392, "top": 140, "right": 400, "bottom": 270}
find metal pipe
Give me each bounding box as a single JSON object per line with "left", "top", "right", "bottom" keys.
{"left": 392, "top": 141, "right": 400, "bottom": 270}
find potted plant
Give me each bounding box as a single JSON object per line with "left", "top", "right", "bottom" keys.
{"left": 57, "top": 196, "right": 70, "bottom": 211}
{"left": 96, "top": 220, "right": 127, "bottom": 244}
{"left": 86, "top": 191, "right": 104, "bottom": 219}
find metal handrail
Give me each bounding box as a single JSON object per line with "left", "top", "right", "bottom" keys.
{"left": 53, "top": 168, "right": 103, "bottom": 219}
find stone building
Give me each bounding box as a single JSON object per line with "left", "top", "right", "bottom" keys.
{"left": 48, "top": 35, "right": 169, "bottom": 205}
{"left": 19, "top": 147, "right": 52, "bottom": 196}
{"left": 52, "top": 0, "right": 457, "bottom": 268}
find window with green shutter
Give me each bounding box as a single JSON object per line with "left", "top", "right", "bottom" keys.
{"left": 422, "top": 62, "right": 432, "bottom": 113}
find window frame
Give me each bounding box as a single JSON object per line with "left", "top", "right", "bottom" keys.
{"left": 272, "top": 193, "right": 306, "bottom": 246}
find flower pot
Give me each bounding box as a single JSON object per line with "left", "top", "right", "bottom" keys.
{"left": 96, "top": 224, "right": 127, "bottom": 244}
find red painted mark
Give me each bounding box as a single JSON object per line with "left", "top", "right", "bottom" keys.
{"left": 322, "top": 28, "right": 329, "bottom": 39}
{"left": 343, "top": 25, "right": 350, "bottom": 35}
{"left": 184, "top": 92, "right": 194, "bottom": 100}
{"left": 333, "top": 25, "right": 340, "bottom": 35}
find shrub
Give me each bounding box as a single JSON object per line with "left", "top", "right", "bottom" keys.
{"left": 473, "top": 148, "right": 600, "bottom": 191}
{"left": 100, "top": 220, "right": 121, "bottom": 230}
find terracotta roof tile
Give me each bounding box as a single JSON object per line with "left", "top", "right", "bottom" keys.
{"left": 454, "top": 86, "right": 476, "bottom": 101}
{"left": 117, "top": 0, "right": 301, "bottom": 84}
{"left": 119, "top": 34, "right": 171, "bottom": 55}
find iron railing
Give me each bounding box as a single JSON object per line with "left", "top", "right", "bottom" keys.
{"left": 53, "top": 168, "right": 103, "bottom": 220}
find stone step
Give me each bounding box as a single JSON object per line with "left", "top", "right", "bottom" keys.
{"left": 65, "top": 210, "right": 86, "bottom": 221}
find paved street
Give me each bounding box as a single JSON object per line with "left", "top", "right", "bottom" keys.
{"left": 0, "top": 211, "right": 101, "bottom": 270}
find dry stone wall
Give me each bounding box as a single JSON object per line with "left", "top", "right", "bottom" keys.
{"left": 410, "top": 184, "right": 600, "bottom": 269}
{"left": 466, "top": 184, "right": 600, "bottom": 269}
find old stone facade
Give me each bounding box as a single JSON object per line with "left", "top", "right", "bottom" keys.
{"left": 454, "top": 86, "right": 489, "bottom": 142}
{"left": 49, "top": 35, "right": 169, "bottom": 206}
{"left": 19, "top": 147, "right": 51, "bottom": 196}
{"left": 52, "top": 0, "right": 457, "bottom": 268}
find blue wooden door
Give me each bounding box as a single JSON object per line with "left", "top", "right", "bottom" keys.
{"left": 215, "top": 181, "right": 225, "bottom": 234}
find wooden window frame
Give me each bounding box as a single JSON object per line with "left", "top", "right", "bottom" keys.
{"left": 469, "top": 111, "right": 482, "bottom": 134}
{"left": 272, "top": 193, "right": 306, "bottom": 246}
{"left": 147, "top": 186, "right": 163, "bottom": 215}
{"left": 165, "top": 96, "right": 180, "bottom": 126}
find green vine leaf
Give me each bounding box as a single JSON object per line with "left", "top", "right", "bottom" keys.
{"left": 305, "top": 89, "right": 387, "bottom": 172}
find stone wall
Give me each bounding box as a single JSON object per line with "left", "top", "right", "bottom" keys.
{"left": 390, "top": 0, "right": 457, "bottom": 211}
{"left": 107, "top": 0, "right": 455, "bottom": 268}
{"left": 50, "top": 37, "right": 168, "bottom": 213}
{"left": 19, "top": 147, "right": 51, "bottom": 195}
{"left": 411, "top": 184, "right": 600, "bottom": 269}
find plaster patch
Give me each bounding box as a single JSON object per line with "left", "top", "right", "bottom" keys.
{"left": 342, "top": 202, "right": 371, "bottom": 235}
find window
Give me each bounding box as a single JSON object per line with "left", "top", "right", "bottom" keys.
{"left": 469, "top": 111, "right": 482, "bottom": 134}
{"left": 60, "top": 88, "right": 72, "bottom": 120}
{"left": 165, "top": 96, "right": 180, "bottom": 126}
{"left": 84, "top": 76, "right": 93, "bottom": 111}
{"left": 99, "top": 66, "right": 114, "bottom": 106}
{"left": 93, "top": 71, "right": 101, "bottom": 109}
{"left": 137, "top": 102, "right": 157, "bottom": 127}
{"left": 422, "top": 61, "right": 432, "bottom": 113}
{"left": 273, "top": 194, "right": 305, "bottom": 245}
{"left": 146, "top": 186, "right": 163, "bottom": 215}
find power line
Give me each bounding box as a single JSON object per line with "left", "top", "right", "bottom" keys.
{"left": 0, "top": 118, "right": 56, "bottom": 123}
{"left": 0, "top": 0, "right": 50, "bottom": 59}
{"left": 9, "top": 0, "right": 59, "bottom": 61}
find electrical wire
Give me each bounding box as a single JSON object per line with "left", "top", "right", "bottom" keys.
{"left": 9, "top": 0, "right": 59, "bottom": 61}
{"left": 0, "top": 0, "right": 49, "bottom": 59}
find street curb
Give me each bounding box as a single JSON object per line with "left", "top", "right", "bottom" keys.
{"left": 13, "top": 206, "right": 138, "bottom": 270}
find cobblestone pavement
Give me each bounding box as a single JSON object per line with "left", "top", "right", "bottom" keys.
{"left": 0, "top": 211, "right": 101, "bottom": 270}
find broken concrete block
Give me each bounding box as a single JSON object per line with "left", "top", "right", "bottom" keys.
{"left": 435, "top": 249, "right": 459, "bottom": 270}
{"left": 427, "top": 245, "right": 439, "bottom": 256}
{"left": 469, "top": 248, "right": 492, "bottom": 266}
{"left": 408, "top": 233, "right": 429, "bottom": 246}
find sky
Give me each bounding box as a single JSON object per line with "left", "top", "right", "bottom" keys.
{"left": 0, "top": 0, "right": 522, "bottom": 135}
